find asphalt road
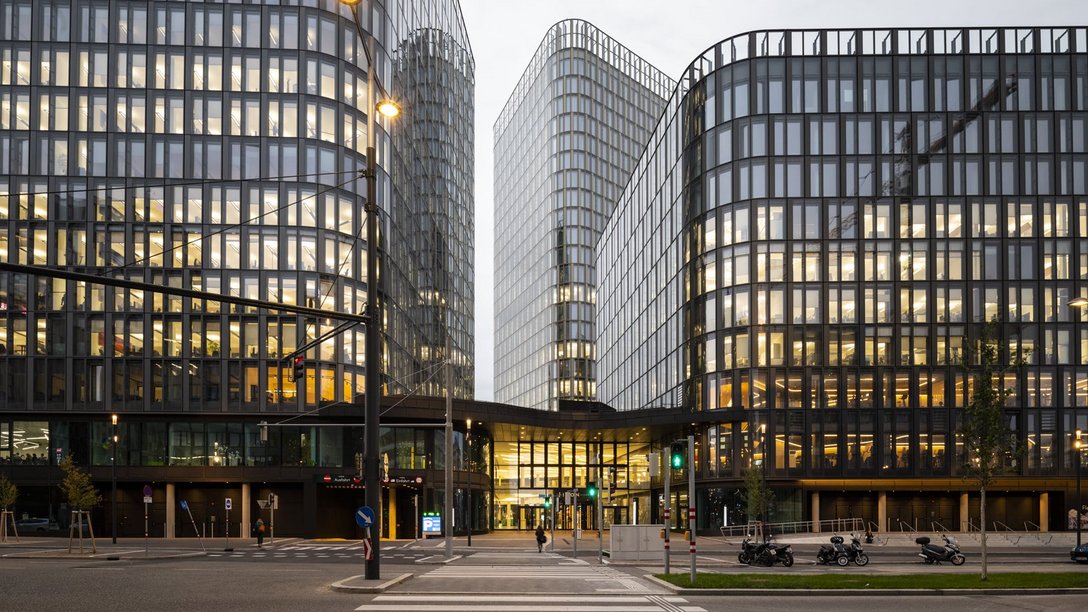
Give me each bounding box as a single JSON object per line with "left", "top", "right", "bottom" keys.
{"left": 2, "top": 535, "right": 1085, "bottom": 611}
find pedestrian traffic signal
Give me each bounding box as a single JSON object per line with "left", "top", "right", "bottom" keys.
{"left": 586, "top": 482, "right": 598, "bottom": 498}
{"left": 292, "top": 355, "right": 305, "bottom": 382}
{"left": 544, "top": 496, "right": 551, "bottom": 509}
{"left": 670, "top": 441, "right": 686, "bottom": 469}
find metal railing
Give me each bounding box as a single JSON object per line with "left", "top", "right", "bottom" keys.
{"left": 718, "top": 517, "right": 865, "bottom": 539}
{"left": 895, "top": 518, "right": 917, "bottom": 533}
{"left": 992, "top": 520, "right": 1021, "bottom": 544}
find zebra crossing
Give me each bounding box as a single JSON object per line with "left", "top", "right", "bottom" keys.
{"left": 354, "top": 594, "right": 706, "bottom": 611}
{"left": 206, "top": 542, "right": 424, "bottom": 561}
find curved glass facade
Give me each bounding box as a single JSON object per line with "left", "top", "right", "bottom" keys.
{"left": 599, "top": 28, "right": 1088, "bottom": 489}
{"left": 0, "top": 0, "right": 474, "bottom": 412}
{"left": 494, "top": 19, "right": 673, "bottom": 411}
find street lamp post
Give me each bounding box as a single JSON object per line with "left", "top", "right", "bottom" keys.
{"left": 1070, "top": 297, "right": 1087, "bottom": 549}
{"left": 111, "top": 414, "right": 118, "bottom": 545}
{"left": 759, "top": 423, "right": 767, "bottom": 540}
{"left": 1076, "top": 432, "right": 1083, "bottom": 549}
{"left": 340, "top": 0, "right": 400, "bottom": 581}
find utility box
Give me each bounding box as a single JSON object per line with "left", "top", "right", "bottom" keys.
{"left": 611, "top": 524, "right": 666, "bottom": 561}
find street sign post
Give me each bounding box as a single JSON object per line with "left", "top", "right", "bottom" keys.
{"left": 143, "top": 485, "right": 151, "bottom": 557}
{"left": 224, "top": 497, "right": 233, "bottom": 552}
{"left": 180, "top": 500, "right": 205, "bottom": 552}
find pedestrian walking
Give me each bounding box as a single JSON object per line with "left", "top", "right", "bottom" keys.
{"left": 535, "top": 523, "right": 546, "bottom": 552}
{"left": 255, "top": 517, "right": 265, "bottom": 547}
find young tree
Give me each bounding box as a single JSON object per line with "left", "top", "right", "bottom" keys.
{"left": 743, "top": 465, "right": 773, "bottom": 540}
{"left": 0, "top": 473, "right": 17, "bottom": 510}
{"left": 959, "top": 322, "right": 1022, "bottom": 580}
{"left": 59, "top": 455, "right": 101, "bottom": 512}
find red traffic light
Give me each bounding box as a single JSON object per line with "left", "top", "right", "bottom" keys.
{"left": 292, "top": 356, "right": 305, "bottom": 382}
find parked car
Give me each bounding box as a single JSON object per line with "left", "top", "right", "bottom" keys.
{"left": 1072, "top": 542, "right": 1088, "bottom": 563}
{"left": 15, "top": 518, "right": 60, "bottom": 533}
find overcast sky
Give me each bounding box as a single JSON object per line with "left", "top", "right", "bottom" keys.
{"left": 460, "top": 0, "right": 1085, "bottom": 401}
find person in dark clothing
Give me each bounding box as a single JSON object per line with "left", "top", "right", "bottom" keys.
{"left": 255, "top": 518, "right": 265, "bottom": 547}
{"left": 535, "top": 524, "right": 546, "bottom": 553}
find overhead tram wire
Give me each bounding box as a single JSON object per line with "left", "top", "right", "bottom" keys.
{"left": 0, "top": 168, "right": 365, "bottom": 200}
{"left": 103, "top": 170, "right": 368, "bottom": 276}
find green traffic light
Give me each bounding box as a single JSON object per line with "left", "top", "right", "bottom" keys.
{"left": 671, "top": 453, "right": 683, "bottom": 468}
{"left": 544, "top": 497, "right": 551, "bottom": 508}
{"left": 587, "top": 482, "right": 597, "bottom": 498}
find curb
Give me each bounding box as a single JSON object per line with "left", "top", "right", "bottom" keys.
{"left": 643, "top": 575, "right": 1088, "bottom": 596}
{"left": 330, "top": 572, "right": 413, "bottom": 593}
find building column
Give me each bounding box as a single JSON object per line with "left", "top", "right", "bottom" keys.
{"left": 959, "top": 492, "right": 969, "bottom": 532}
{"left": 810, "top": 491, "right": 820, "bottom": 533}
{"left": 388, "top": 487, "right": 397, "bottom": 540}
{"left": 1040, "top": 492, "right": 1049, "bottom": 532}
{"left": 877, "top": 492, "right": 887, "bottom": 532}
{"left": 166, "top": 483, "right": 176, "bottom": 539}
{"left": 241, "top": 483, "right": 251, "bottom": 540}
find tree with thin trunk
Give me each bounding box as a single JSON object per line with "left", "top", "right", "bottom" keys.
{"left": 958, "top": 321, "right": 1023, "bottom": 580}
{"left": 744, "top": 464, "right": 773, "bottom": 540}
{"left": 59, "top": 455, "right": 101, "bottom": 511}
{"left": 0, "top": 473, "right": 17, "bottom": 510}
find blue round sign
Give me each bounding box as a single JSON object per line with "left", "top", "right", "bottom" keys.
{"left": 355, "top": 505, "right": 375, "bottom": 528}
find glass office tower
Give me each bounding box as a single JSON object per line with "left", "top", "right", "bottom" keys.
{"left": 598, "top": 28, "right": 1088, "bottom": 529}
{"left": 0, "top": 0, "right": 473, "bottom": 537}
{"left": 494, "top": 19, "right": 673, "bottom": 411}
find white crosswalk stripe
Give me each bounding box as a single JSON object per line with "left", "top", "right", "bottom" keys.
{"left": 355, "top": 594, "right": 706, "bottom": 611}
{"left": 417, "top": 563, "right": 656, "bottom": 593}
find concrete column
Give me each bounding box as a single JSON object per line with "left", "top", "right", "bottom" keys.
{"left": 166, "top": 483, "right": 176, "bottom": 539}
{"left": 877, "top": 492, "right": 887, "bottom": 532}
{"left": 1040, "top": 492, "right": 1049, "bottom": 532}
{"left": 959, "top": 492, "right": 969, "bottom": 531}
{"left": 810, "top": 491, "right": 820, "bottom": 533}
{"left": 241, "top": 483, "right": 251, "bottom": 540}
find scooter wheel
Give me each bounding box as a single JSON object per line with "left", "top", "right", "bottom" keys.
{"left": 854, "top": 553, "right": 869, "bottom": 567}
{"left": 923, "top": 556, "right": 934, "bottom": 564}
{"left": 836, "top": 554, "right": 850, "bottom": 567}
{"left": 951, "top": 554, "right": 966, "bottom": 566}
{"left": 738, "top": 553, "right": 749, "bottom": 564}
{"left": 781, "top": 553, "right": 794, "bottom": 567}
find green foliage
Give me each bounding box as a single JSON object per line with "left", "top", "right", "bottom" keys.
{"left": 958, "top": 322, "right": 1021, "bottom": 489}
{"left": 58, "top": 455, "right": 101, "bottom": 511}
{"left": 743, "top": 465, "right": 772, "bottom": 523}
{"left": 0, "top": 473, "right": 17, "bottom": 510}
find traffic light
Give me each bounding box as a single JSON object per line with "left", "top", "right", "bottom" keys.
{"left": 543, "top": 496, "right": 551, "bottom": 509}
{"left": 608, "top": 467, "right": 617, "bottom": 494}
{"left": 291, "top": 355, "right": 305, "bottom": 382}
{"left": 670, "top": 441, "right": 686, "bottom": 469}
{"left": 586, "top": 481, "right": 598, "bottom": 499}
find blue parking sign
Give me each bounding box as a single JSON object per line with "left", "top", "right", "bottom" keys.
{"left": 180, "top": 500, "right": 189, "bottom": 511}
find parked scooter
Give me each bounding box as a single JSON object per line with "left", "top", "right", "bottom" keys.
{"left": 845, "top": 533, "right": 869, "bottom": 566}
{"left": 816, "top": 535, "right": 851, "bottom": 566}
{"left": 916, "top": 534, "right": 966, "bottom": 565}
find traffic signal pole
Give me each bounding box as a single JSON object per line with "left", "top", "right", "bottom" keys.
{"left": 688, "top": 434, "right": 696, "bottom": 584}
{"left": 663, "top": 448, "right": 670, "bottom": 575}
{"left": 597, "top": 456, "right": 604, "bottom": 564}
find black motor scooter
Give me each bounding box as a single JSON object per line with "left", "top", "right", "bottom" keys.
{"left": 816, "top": 535, "right": 850, "bottom": 566}
{"left": 916, "top": 534, "right": 965, "bottom": 565}
{"left": 845, "top": 533, "right": 869, "bottom": 566}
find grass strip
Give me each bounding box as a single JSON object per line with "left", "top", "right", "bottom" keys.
{"left": 655, "top": 572, "right": 1088, "bottom": 590}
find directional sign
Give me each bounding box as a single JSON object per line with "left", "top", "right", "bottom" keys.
{"left": 143, "top": 496, "right": 153, "bottom": 504}
{"left": 224, "top": 498, "right": 232, "bottom": 511}
{"left": 361, "top": 537, "right": 373, "bottom": 560}
{"left": 355, "top": 505, "right": 375, "bottom": 528}
{"left": 143, "top": 484, "right": 152, "bottom": 497}
{"left": 180, "top": 500, "right": 189, "bottom": 511}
